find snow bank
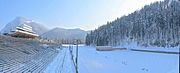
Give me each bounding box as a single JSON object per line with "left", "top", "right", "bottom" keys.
{"left": 42, "top": 44, "right": 49, "bottom": 48}
{"left": 115, "top": 42, "right": 179, "bottom": 52}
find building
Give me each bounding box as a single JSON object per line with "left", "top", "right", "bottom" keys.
{"left": 9, "top": 24, "right": 39, "bottom": 38}
{"left": 96, "top": 46, "right": 127, "bottom": 51}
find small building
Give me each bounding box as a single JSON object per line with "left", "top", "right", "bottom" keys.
{"left": 9, "top": 24, "right": 39, "bottom": 38}
{"left": 96, "top": 46, "right": 127, "bottom": 51}
{"left": 96, "top": 46, "right": 113, "bottom": 51}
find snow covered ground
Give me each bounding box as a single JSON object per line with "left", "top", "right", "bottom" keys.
{"left": 131, "top": 46, "right": 179, "bottom": 52}
{"left": 115, "top": 42, "right": 179, "bottom": 52}
{"left": 44, "top": 47, "right": 75, "bottom": 73}
{"left": 44, "top": 45, "right": 179, "bottom": 73}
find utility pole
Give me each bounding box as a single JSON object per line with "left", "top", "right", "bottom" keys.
{"left": 75, "top": 39, "right": 79, "bottom": 73}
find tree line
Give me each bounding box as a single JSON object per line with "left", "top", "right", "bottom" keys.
{"left": 86, "top": 0, "right": 180, "bottom": 47}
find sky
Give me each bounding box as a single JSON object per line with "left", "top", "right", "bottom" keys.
{"left": 0, "top": 0, "right": 163, "bottom": 31}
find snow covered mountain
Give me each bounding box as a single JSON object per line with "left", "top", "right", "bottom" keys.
{"left": 1, "top": 16, "right": 88, "bottom": 41}
{"left": 42, "top": 27, "right": 88, "bottom": 40}
{"left": 1, "top": 17, "right": 48, "bottom": 35}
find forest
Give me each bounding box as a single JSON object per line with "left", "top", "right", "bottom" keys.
{"left": 86, "top": 0, "right": 180, "bottom": 47}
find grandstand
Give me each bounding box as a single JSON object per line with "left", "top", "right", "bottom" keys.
{"left": 0, "top": 35, "right": 60, "bottom": 73}
{"left": 8, "top": 24, "right": 39, "bottom": 38}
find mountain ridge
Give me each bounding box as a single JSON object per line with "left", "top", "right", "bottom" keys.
{"left": 1, "top": 16, "right": 48, "bottom": 35}
{"left": 41, "top": 27, "right": 88, "bottom": 41}
{"left": 1, "top": 16, "right": 88, "bottom": 41}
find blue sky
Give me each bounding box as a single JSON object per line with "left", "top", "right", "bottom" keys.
{"left": 0, "top": 0, "right": 162, "bottom": 31}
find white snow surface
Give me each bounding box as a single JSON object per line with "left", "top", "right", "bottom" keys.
{"left": 115, "top": 42, "right": 179, "bottom": 52}
{"left": 44, "top": 45, "right": 179, "bottom": 73}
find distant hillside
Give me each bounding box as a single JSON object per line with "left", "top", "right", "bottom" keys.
{"left": 42, "top": 27, "right": 88, "bottom": 42}
{"left": 1, "top": 17, "right": 48, "bottom": 35}
{"left": 86, "top": 0, "right": 180, "bottom": 47}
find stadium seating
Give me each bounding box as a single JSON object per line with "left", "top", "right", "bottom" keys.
{"left": 0, "top": 35, "right": 60, "bottom": 73}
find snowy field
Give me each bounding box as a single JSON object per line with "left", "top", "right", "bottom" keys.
{"left": 44, "top": 45, "right": 179, "bottom": 73}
